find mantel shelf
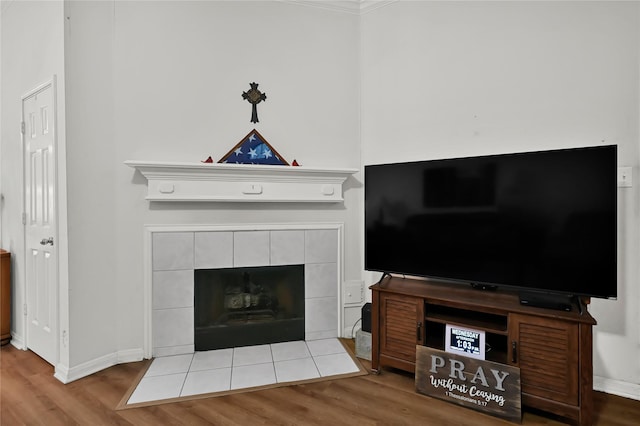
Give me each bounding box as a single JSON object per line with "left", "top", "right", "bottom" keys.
{"left": 125, "top": 160, "right": 358, "bottom": 203}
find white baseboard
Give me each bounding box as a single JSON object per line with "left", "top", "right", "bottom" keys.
{"left": 54, "top": 348, "right": 145, "bottom": 384}
{"left": 594, "top": 375, "right": 640, "bottom": 401}
{"left": 343, "top": 326, "right": 360, "bottom": 339}
{"left": 117, "top": 348, "right": 147, "bottom": 363}
{"left": 9, "top": 333, "right": 26, "bottom": 350}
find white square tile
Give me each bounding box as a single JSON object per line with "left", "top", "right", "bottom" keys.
{"left": 305, "top": 263, "right": 338, "bottom": 299}
{"left": 270, "top": 341, "right": 311, "bottom": 362}
{"left": 145, "top": 354, "right": 194, "bottom": 377}
{"left": 233, "top": 344, "right": 273, "bottom": 366}
{"left": 234, "top": 231, "right": 270, "bottom": 267}
{"left": 305, "top": 230, "right": 337, "bottom": 264}
{"left": 153, "top": 232, "right": 194, "bottom": 271}
{"left": 181, "top": 368, "right": 232, "bottom": 396}
{"left": 195, "top": 232, "right": 233, "bottom": 269}
{"left": 275, "top": 357, "right": 320, "bottom": 383}
{"left": 191, "top": 349, "right": 233, "bottom": 371}
{"left": 306, "top": 338, "right": 346, "bottom": 357}
{"left": 305, "top": 297, "right": 338, "bottom": 334}
{"left": 313, "top": 352, "right": 359, "bottom": 377}
{"left": 153, "top": 307, "right": 194, "bottom": 348}
{"left": 231, "top": 363, "right": 276, "bottom": 389}
{"left": 127, "top": 373, "right": 187, "bottom": 404}
{"left": 153, "top": 270, "right": 194, "bottom": 309}
{"left": 270, "top": 230, "right": 305, "bottom": 265}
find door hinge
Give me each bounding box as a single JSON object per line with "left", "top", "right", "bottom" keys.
{"left": 22, "top": 212, "right": 26, "bottom": 225}
{"left": 20, "top": 121, "right": 25, "bottom": 135}
{"left": 23, "top": 304, "right": 27, "bottom": 316}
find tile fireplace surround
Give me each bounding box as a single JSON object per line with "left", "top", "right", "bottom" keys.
{"left": 146, "top": 224, "right": 342, "bottom": 358}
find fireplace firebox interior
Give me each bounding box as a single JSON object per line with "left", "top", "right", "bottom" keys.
{"left": 194, "top": 265, "right": 305, "bottom": 351}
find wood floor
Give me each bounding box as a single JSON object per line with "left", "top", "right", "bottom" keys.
{"left": 1, "top": 341, "right": 639, "bottom": 426}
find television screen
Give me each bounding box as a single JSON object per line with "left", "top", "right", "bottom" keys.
{"left": 365, "top": 145, "right": 617, "bottom": 299}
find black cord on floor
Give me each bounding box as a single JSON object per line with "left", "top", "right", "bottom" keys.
{"left": 351, "top": 318, "right": 362, "bottom": 339}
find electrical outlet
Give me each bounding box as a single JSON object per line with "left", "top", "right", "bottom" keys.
{"left": 618, "top": 167, "right": 633, "bottom": 188}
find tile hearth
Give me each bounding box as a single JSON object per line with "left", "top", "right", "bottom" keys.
{"left": 127, "top": 338, "right": 360, "bottom": 405}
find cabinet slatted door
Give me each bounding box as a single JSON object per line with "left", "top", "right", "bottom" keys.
{"left": 380, "top": 294, "right": 423, "bottom": 364}
{"left": 510, "top": 314, "right": 579, "bottom": 406}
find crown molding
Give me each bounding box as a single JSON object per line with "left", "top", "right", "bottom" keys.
{"left": 359, "top": 0, "right": 398, "bottom": 14}
{"left": 1, "top": 0, "right": 16, "bottom": 15}
{"left": 0, "top": 1, "right": 397, "bottom": 17}
{"left": 280, "top": 0, "right": 397, "bottom": 15}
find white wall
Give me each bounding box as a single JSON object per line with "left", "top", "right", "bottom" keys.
{"left": 63, "top": 0, "right": 117, "bottom": 372}
{"left": 361, "top": 1, "right": 640, "bottom": 398}
{"left": 61, "top": 0, "right": 361, "bottom": 376}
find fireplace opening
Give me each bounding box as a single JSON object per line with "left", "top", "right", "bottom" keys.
{"left": 194, "top": 265, "right": 305, "bottom": 351}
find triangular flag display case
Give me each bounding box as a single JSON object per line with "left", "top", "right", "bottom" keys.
{"left": 218, "top": 129, "right": 288, "bottom": 165}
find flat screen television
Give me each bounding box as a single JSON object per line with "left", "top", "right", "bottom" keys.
{"left": 365, "top": 145, "right": 617, "bottom": 309}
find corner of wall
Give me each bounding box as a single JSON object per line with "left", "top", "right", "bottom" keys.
{"left": 53, "top": 347, "right": 144, "bottom": 384}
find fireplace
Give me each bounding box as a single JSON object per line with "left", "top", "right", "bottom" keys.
{"left": 147, "top": 225, "right": 342, "bottom": 358}
{"left": 194, "top": 265, "right": 305, "bottom": 350}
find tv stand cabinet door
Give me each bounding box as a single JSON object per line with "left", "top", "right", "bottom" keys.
{"left": 377, "top": 293, "right": 424, "bottom": 373}
{"left": 509, "top": 313, "right": 581, "bottom": 405}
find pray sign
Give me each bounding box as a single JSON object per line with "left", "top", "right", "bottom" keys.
{"left": 416, "top": 346, "right": 522, "bottom": 423}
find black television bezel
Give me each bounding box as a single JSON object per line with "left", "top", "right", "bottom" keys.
{"left": 364, "top": 145, "right": 618, "bottom": 301}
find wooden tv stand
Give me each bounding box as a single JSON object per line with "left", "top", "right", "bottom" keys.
{"left": 370, "top": 276, "right": 596, "bottom": 426}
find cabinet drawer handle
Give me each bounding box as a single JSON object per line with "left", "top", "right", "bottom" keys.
{"left": 512, "top": 341, "right": 517, "bottom": 363}
{"left": 416, "top": 321, "right": 422, "bottom": 341}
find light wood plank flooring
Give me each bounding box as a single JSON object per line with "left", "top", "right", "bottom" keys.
{"left": 2, "top": 341, "right": 639, "bottom": 425}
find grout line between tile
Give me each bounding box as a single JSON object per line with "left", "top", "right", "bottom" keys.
{"left": 177, "top": 354, "right": 196, "bottom": 397}
{"left": 307, "top": 341, "right": 323, "bottom": 377}
{"left": 229, "top": 347, "right": 236, "bottom": 387}
{"left": 271, "top": 358, "right": 278, "bottom": 384}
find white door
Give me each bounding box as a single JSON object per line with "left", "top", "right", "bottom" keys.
{"left": 23, "top": 79, "right": 58, "bottom": 365}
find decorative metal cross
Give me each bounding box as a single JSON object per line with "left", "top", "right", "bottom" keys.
{"left": 242, "top": 82, "right": 267, "bottom": 124}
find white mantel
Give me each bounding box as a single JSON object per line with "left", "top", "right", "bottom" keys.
{"left": 125, "top": 160, "right": 358, "bottom": 203}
